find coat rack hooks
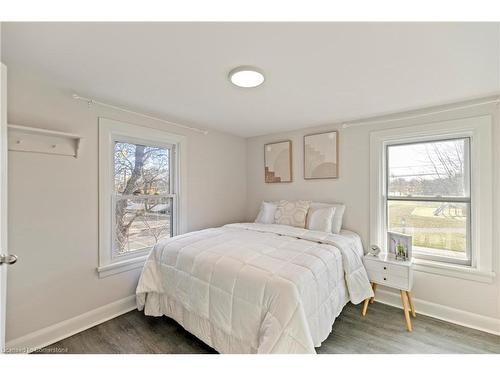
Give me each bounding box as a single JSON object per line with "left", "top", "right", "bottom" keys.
{"left": 7, "top": 124, "right": 83, "bottom": 158}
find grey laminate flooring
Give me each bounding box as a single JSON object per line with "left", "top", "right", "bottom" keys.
{"left": 39, "top": 302, "right": 500, "bottom": 354}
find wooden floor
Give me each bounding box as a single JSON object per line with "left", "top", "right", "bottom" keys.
{"left": 39, "top": 302, "right": 500, "bottom": 354}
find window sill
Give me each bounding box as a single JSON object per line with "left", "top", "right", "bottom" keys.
{"left": 97, "top": 255, "right": 148, "bottom": 278}
{"left": 413, "top": 258, "right": 495, "bottom": 283}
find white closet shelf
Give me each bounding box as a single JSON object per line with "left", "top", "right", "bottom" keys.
{"left": 8, "top": 124, "right": 83, "bottom": 158}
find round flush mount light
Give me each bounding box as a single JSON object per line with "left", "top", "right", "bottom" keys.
{"left": 228, "top": 66, "right": 265, "bottom": 88}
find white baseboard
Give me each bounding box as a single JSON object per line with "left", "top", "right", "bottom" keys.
{"left": 374, "top": 289, "right": 500, "bottom": 336}
{"left": 6, "top": 295, "right": 137, "bottom": 353}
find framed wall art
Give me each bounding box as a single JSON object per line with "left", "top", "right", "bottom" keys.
{"left": 264, "top": 140, "right": 292, "bottom": 183}
{"left": 304, "top": 130, "right": 338, "bottom": 179}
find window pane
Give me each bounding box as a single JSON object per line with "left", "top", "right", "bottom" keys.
{"left": 114, "top": 196, "right": 173, "bottom": 255}
{"left": 387, "top": 138, "right": 468, "bottom": 198}
{"left": 114, "top": 142, "right": 170, "bottom": 195}
{"left": 388, "top": 200, "right": 468, "bottom": 261}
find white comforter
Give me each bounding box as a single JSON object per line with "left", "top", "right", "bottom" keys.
{"left": 136, "top": 223, "right": 373, "bottom": 354}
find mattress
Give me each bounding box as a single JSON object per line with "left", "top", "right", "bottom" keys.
{"left": 136, "top": 223, "right": 373, "bottom": 354}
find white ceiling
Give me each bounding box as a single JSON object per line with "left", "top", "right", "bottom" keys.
{"left": 2, "top": 22, "right": 499, "bottom": 137}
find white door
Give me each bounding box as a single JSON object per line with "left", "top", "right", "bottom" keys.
{"left": 0, "top": 63, "right": 16, "bottom": 352}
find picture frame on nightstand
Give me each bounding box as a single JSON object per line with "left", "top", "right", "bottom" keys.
{"left": 387, "top": 231, "right": 412, "bottom": 261}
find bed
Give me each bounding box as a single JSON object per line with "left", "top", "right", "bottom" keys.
{"left": 136, "top": 222, "right": 373, "bottom": 354}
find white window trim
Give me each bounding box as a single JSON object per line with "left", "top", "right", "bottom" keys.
{"left": 370, "top": 115, "right": 495, "bottom": 283}
{"left": 98, "top": 118, "right": 187, "bottom": 277}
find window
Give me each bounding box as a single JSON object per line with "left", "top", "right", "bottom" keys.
{"left": 113, "top": 141, "right": 174, "bottom": 256}
{"left": 98, "top": 118, "right": 186, "bottom": 277}
{"left": 370, "top": 115, "right": 494, "bottom": 282}
{"left": 386, "top": 138, "right": 471, "bottom": 265}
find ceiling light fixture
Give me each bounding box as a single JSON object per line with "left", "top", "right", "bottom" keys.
{"left": 228, "top": 66, "right": 265, "bottom": 88}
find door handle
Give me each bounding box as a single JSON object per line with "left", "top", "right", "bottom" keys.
{"left": 0, "top": 254, "right": 18, "bottom": 265}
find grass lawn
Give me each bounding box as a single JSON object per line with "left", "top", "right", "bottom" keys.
{"left": 388, "top": 201, "right": 466, "bottom": 253}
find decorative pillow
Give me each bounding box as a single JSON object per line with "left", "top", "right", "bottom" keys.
{"left": 254, "top": 201, "right": 278, "bottom": 224}
{"left": 309, "top": 202, "right": 346, "bottom": 234}
{"left": 274, "top": 200, "right": 311, "bottom": 228}
{"left": 306, "top": 206, "right": 336, "bottom": 232}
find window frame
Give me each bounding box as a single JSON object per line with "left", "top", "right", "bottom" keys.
{"left": 384, "top": 137, "right": 472, "bottom": 266}
{"left": 98, "top": 118, "right": 187, "bottom": 277}
{"left": 370, "top": 115, "right": 494, "bottom": 283}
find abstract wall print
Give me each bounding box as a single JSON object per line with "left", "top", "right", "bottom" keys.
{"left": 304, "top": 131, "right": 338, "bottom": 179}
{"left": 264, "top": 140, "right": 292, "bottom": 183}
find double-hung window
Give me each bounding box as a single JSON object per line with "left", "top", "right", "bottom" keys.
{"left": 386, "top": 138, "right": 471, "bottom": 265}
{"left": 113, "top": 141, "right": 174, "bottom": 255}
{"left": 98, "top": 118, "right": 186, "bottom": 277}
{"left": 370, "top": 115, "right": 494, "bottom": 282}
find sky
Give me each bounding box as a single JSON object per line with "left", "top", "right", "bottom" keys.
{"left": 388, "top": 138, "right": 466, "bottom": 181}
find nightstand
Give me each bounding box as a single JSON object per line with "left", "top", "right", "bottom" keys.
{"left": 362, "top": 253, "right": 415, "bottom": 331}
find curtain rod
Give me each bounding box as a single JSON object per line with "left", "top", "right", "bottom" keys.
{"left": 342, "top": 97, "right": 500, "bottom": 129}
{"left": 72, "top": 93, "right": 209, "bottom": 135}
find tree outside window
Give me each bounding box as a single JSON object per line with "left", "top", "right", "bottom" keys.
{"left": 113, "top": 141, "right": 173, "bottom": 255}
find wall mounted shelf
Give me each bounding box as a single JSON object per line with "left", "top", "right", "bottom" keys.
{"left": 8, "top": 124, "right": 82, "bottom": 158}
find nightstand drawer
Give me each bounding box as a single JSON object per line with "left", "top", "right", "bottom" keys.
{"left": 364, "top": 259, "right": 408, "bottom": 277}
{"left": 366, "top": 269, "right": 410, "bottom": 290}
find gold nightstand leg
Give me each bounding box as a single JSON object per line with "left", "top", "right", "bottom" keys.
{"left": 362, "top": 282, "right": 375, "bottom": 316}
{"left": 406, "top": 291, "right": 416, "bottom": 317}
{"left": 400, "top": 290, "right": 413, "bottom": 332}
{"left": 362, "top": 298, "right": 369, "bottom": 316}
{"left": 369, "top": 283, "right": 377, "bottom": 304}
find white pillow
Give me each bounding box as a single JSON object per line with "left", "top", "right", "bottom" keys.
{"left": 306, "top": 206, "right": 336, "bottom": 232}
{"left": 309, "top": 202, "right": 346, "bottom": 234}
{"left": 254, "top": 201, "right": 278, "bottom": 224}
{"left": 274, "top": 200, "right": 311, "bottom": 228}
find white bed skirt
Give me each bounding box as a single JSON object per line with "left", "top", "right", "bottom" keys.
{"left": 138, "top": 285, "right": 349, "bottom": 354}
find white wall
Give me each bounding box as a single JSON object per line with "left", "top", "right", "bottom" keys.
{"left": 5, "top": 68, "right": 247, "bottom": 342}
{"left": 246, "top": 102, "right": 500, "bottom": 325}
